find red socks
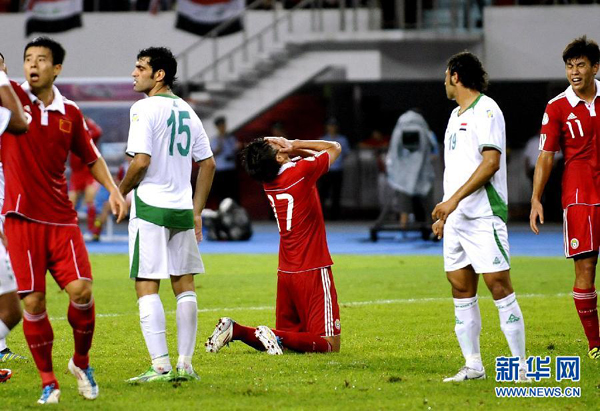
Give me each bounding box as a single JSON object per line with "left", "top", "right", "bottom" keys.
{"left": 573, "top": 287, "right": 600, "bottom": 349}
{"left": 86, "top": 202, "right": 97, "bottom": 233}
{"left": 232, "top": 323, "right": 265, "bottom": 351}
{"left": 272, "top": 330, "right": 331, "bottom": 353}
{"left": 233, "top": 323, "right": 331, "bottom": 353}
{"left": 67, "top": 299, "right": 95, "bottom": 369}
{"left": 23, "top": 311, "right": 58, "bottom": 388}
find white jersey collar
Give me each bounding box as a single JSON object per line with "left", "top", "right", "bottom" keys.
{"left": 565, "top": 79, "right": 600, "bottom": 108}
{"left": 278, "top": 160, "right": 297, "bottom": 175}
{"left": 21, "top": 82, "right": 66, "bottom": 115}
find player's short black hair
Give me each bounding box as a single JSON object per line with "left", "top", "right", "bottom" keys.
{"left": 137, "top": 47, "right": 177, "bottom": 88}
{"left": 563, "top": 36, "right": 600, "bottom": 65}
{"left": 24, "top": 37, "right": 66, "bottom": 65}
{"left": 447, "top": 51, "right": 488, "bottom": 92}
{"left": 242, "top": 138, "right": 280, "bottom": 183}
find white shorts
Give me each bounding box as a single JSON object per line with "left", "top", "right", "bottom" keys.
{"left": 0, "top": 243, "right": 17, "bottom": 296}
{"left": 443, "top": 213, "right": 510, "bottom": 273}
{"left": 128, "top": 218, "right": 205, "bottom": 280}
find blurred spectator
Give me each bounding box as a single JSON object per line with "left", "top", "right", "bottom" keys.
{"left": 386, "top": 109, "right": 437, "bottom": 229}
{"left": 210, "top": 116, "right": 241, "bottom": 202}
{"left": 524, "top": 133, "right": 563, "bottom": 221}
{"left": 318, "top": 117, "right": 350, "bottom": 219}
{"left": 359, "top": 128, "right": 389, "bottom": 174}
{"left": 68, "top": 116, "right": 102, "bottom": 238}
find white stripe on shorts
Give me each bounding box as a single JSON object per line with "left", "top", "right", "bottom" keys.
{"left": 321, "top": 268, "right": 333, "bottom": 337}
{"left": 70, "top": 240, "right": 82, "bottom": 279}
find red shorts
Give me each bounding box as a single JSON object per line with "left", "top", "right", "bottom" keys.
{"left": 69, "top": 169, "right": 95, "bottom": 193}
{"left": 276, "top": 267, "right": 341, "bottom": 337}
{"left": 4, "top": 216, "right": 92, "bottom": 295}
{"left": 563, "top": 205, "right": 600, "bottom": 258}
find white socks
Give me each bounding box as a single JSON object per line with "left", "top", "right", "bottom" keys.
{"left": 0, "top": 320, "right": 9, "bottom": 350}
{"left": 138, "top": 294, "right": 171, "bottom": 373}
{"left": 453, "top": 296, "right": 483, "bottom": 371}
{"left": 175, "top": 291, "right": 197, "bottom": 371}
{"left": 494, "top": 292, "right": 526, "bottom": 366}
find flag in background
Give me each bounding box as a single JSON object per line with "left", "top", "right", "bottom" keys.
{"left": 25, "top": 0, "right": 83, "bottom": 37}
{"left": 176, "top": 0, "right": 245, "bottom": 37}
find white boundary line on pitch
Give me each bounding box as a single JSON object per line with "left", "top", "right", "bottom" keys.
{"left": 50, "top": 292, "right": 569, "bottom": 321}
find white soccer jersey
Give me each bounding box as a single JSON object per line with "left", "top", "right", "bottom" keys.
{"left": 443, "top": 94, "right": 508, "bottom": 221}
{"left": 127, "top": 94, "right": 213, "bottom": 226}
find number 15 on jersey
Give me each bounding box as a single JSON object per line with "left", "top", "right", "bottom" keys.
{"left": 267, "top": 194, "right": 294, "bottom": 232}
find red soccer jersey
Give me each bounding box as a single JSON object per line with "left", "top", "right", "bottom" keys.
{"left": 70, "top": 117, "right": 102, "bottom": 173}
{"left": 263, "top": 151, "right": 333, "bottom": 273}
{"left": 1, "top": 82, "right": 100, "bottom": 225}
{"left": 540, "top": 80, "right": 600, "bottom": 208}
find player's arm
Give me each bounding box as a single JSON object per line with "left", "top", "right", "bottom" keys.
{"left": 90, "top": 157, "right": 127, "bottom": 223}
{"left": 432, "top": 148, "right": 500, "bottom": 222}
{"left": 0, "top": 72, "right": 28, "bottom": 134}
{"left": 119, "top": 153, "right": 150, "bottom": 197}
{"left": 529, "top": 151, "right": 555, "bottom": 234}
{"left": 192, "top": 156, "right": 216, "bottom": 242}
{"left": 288, "top": 139, "right": 342, "bottom": 165}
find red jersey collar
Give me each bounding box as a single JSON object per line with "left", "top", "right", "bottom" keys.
{"left": 20, "top": 82, "right": 66, "bottom": 115}
{"left": 565, "top": 79, "right": 600, "bottom": 108}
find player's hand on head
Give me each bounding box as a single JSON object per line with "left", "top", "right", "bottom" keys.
{"left": 194, "top": 215, "right": 203, "bottom": 243}
{"left": 265, "top": 136, "right": 292, "bottom": 152}
{"left": 529, "top": 200, "right": 544, "bottom": 235}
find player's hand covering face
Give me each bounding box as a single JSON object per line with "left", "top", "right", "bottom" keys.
{"left": 265, "top": 136, "right": 292, "bottom": 153}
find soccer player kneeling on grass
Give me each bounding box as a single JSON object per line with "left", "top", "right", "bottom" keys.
{"left": 432, "top": 52, "right": 529, "bottom": 382}
{"left": 206, "top": 137, "right": 342, "bottom": 354}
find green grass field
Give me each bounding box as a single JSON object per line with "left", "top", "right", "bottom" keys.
{"left": 1, "top": 254, "right": 598, "bottom": 410}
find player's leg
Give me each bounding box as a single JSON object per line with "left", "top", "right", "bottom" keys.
{"left": 441, "top": 214, "right": 484, "bottom": 381}
{"left": 128, "top": 218, "right": 173, "bottom": 382}
{"left": 564, "top": 205, "right": 600, "bottom": 358}
{"left": 573, "top": 253, "right": 599, "bottom": 358}
{"left": 267, "top": 268, "right": 339, "bottom": 354}
{"left": 83, "top": 181, "right": 99, "bottom": 236}
{"left": 48, "top": 224, "right": 98, "bottom": 399}
{"left": 5, "top": 217, "right": 60, "bottom": 402}
{"left": 170, "top": 274, "right": 199, "bottom": 379}
{"left": 0, "top": 244, "right": 24, "bottom": 362}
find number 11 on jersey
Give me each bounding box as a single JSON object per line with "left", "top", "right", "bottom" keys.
{"left": 267, "top": 194, "right": 294, "bottom": 232}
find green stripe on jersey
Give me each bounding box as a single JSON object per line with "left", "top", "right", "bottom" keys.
{"left": 155, "top": 93, "right": 180, "bottom": 99}
{"left": 484, "top": 182, "right": 507, "bottom": 223}
{"left": 135, "top": 190, "right": 194, "bottom": 229}
{"left": 130, "top": 230, "right": 140, "bottom": 279}
{"left": 493, "top": 225, "right": 510, "bottom": 265}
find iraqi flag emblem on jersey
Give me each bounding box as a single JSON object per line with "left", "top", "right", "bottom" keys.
{"left": 459, "top": 123, "right": 467, "bottom": 131}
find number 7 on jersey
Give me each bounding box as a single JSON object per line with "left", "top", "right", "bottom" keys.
{"left": 267, "top": 194, "right": 294, "bottom": 232}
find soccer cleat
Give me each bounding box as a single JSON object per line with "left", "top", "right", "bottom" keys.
{"left": 589, "top": 346, "right": 600, "bottom": 360}
{"left": 516, "top": 367, "right": 532, "bottom": 383}
{"left": 205, "top": 317, "right": 234, "bottom": 353}
{"left": 0, "top": 368, "right": 12, "bottom": 383}
{"left": 0, "top": 348, "right": 27, "bottom": 362}
{"left": 442, "top": 366, "right": 486, "bottom": 382}
{"left": 68, "top": 358, "right": 99, "bottom": 400}
{"left": 173, "top": 367, "right": 201, "bottom": 382}
{"left": 37, "top": 383, "right": 60, "bottom": 404}
{"left": 127, "top": 366, "right": 175, "bottom": 383}
{"left": 255, "top": 326, "right": 283, "bottom": 355}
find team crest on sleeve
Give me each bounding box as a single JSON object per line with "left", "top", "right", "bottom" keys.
{"left": 486, "top": 109, "right": 493, "bottom": 118}
{"left": 132, "top": 114, "right": 139, "bottom": 122}
{"left": 542, "top": 112, "right": 549, "bottom": 125}
{"left": 59, "top": 119, "right": 72, "bottom": 133}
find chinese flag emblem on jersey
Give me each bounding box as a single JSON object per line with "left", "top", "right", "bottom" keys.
{"left": 59, "top": 119, "right": 72, "bottom": 133}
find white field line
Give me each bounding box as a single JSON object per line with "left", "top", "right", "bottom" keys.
{"left": 49, "top": 292, "right": 569, "bottom": 321}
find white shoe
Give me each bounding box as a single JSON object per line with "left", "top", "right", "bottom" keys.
{"left": 37, "top": 383, "right": 60, "bottom": 404}
{"left": 68, "top": 358, "right": 99, "bottom": 400}
{"left": 516, "top": 367, "right": 532, "bottom": 383}
{"left": 255, "top": 326, "right": 283, "bottom": 355}
{"left": 205, "top": 317, "right": 234, "bottom": 353}
{"left": 443, "top": 366, "right": 486, "bottom": 382}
